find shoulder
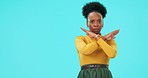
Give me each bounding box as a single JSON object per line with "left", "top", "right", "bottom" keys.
{"left": 75, "top": 36, "right": 87, "bottom": 42}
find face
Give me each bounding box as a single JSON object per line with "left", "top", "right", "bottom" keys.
{"left": 87, "top": 12, "right": 103, "bottom": 34}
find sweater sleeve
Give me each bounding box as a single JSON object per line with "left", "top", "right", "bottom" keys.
{"left": 97, "top": 38, "right": 117, "bottom": 58}
{"left": 75, "top": 36, "right": 99, "bottom": 55}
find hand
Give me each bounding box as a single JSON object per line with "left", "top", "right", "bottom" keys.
{"left": 80, "top": 27, "right": 99, "bottom": 38}
{"left": 103, "top": 29, "right": 120, "bottom": 40}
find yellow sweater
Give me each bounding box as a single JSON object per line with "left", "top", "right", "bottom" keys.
{"left": 75, "top": 36, "right": 117, "bottom": 66}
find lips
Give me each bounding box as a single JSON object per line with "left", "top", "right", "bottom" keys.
{"left": 93, "top": 28, "right": 101, "bottom": 33}
{"left": 94, "top": 29, "right": 99, "bottom": 31}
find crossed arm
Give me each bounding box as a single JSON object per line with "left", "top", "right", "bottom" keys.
{"left": 75, "top": 27, "right": 119, "bottom": 58}
{"left": 80, "top": 27, "right": 120, "bottom": 41}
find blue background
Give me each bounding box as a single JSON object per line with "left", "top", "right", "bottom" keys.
{"left": 0, "top": 0, "right": 148, "bottom": 78}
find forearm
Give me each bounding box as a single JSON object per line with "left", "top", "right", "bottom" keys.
{"left": 76, "top": 37, "right": 99, "bottom": 55}
{"left": 96, "top": 38, "right": 117, "bottom": 58}
{"left": 76, "top": 41, "right": 99, "bottom": 55}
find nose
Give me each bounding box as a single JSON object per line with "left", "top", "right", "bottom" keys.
{"left": 94, "top": 22, "right": 99, "bottom": 27}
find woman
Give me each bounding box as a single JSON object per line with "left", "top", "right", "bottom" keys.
{"left": 75, "top": 1, "right": 120, "bottom": 78}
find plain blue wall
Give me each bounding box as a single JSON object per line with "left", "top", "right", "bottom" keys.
{"left": 0, "top": 0, "right": 148, "bottom": 78}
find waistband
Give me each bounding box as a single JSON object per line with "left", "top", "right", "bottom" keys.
{"left": 81, "top": 64, "right": 108, "bottom": 70}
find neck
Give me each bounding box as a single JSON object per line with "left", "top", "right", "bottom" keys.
{"left": 95, "top": 32, "right": 101, "bottom": 35}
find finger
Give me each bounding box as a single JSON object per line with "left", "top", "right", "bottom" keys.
{"left": 86, "top": 33, "right": 93, "bottom": 38}
{"left": 107, "top": 33, "right": 113, "bottom": 39}
{"left": 86, "top": 33, "right": 91, "bottom": 36}
{"left": 107, "top": 37, "right": 111, "bottom": 40}
{"left": 113, "top": 29, "right": 120, "bottom": 35}
{"left": 87, "top": 34, "right": 92, "bottom": 38}
{"left": 80, "top": 27, "right": 89, "bottom": 32}
{"left": 111, "top": 36, "right": 115, "bottom": 39}
{"left": 107, "top": 37, "right": 114, "bottom": 40}
{"left": 104, "top": 31, "right": 113, "bottom": 37}
{"left": 105, "top": 29, "right": 120, "bottom": 37}
{"left": 106, "top": 34, "right": 114, "bottom": 40}
{"left": 86, "top": 31, "right": 92, "bottom": 34}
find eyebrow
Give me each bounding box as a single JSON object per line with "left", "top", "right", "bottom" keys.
{"left": 89, "top": 18, "right": 102, "bottom": 21}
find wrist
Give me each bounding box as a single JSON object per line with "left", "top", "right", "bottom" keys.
{"left": 95, "top": 35, "right": 100, "bottom": 40}
{"left": 102, "top": 36, "right": 106, "bottom": 40}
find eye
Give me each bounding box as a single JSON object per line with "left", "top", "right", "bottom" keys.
{"left": 98, "top": 20, "right": 102, "bottom": 23}
{"left": 90, "top": 20, "right": 94, "bottom": 24}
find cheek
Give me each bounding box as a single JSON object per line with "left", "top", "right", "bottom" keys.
{"left": 88, "top": 23, "right": 93, "bottom": 27}
{"left": 90, "top": 25, "right": 94, "bottom": 29}
{"left": 89, "top": 25, "right": 95, "bottom": 31}
{"left": 88, "top": 24, "right": 93, "bottom": 28}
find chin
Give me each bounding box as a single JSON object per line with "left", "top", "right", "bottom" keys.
{"left": 94, "top": 32, "right": 99, "bottom": 34}
{"left": 93, "top": 31, "right": 99, "bottom": 34}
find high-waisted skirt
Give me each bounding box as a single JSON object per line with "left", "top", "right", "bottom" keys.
{"left": 77, "top": 65, "right": 113, "bottom": 78}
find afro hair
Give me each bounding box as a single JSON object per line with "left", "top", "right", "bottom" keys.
{"left": 82, "top": 1, "right": 107, "bottom": 19}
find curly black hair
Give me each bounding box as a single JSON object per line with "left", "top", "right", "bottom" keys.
{"left": 82, "top": 1, "right": 107, "bottom": 19}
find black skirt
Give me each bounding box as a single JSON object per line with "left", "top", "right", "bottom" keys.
{"left": 77, "top": 65, "right": 113, "bottom": 78}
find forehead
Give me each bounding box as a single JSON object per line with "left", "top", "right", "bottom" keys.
{"left": 87, "top": 12, "right": 102, "bottom": 20}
